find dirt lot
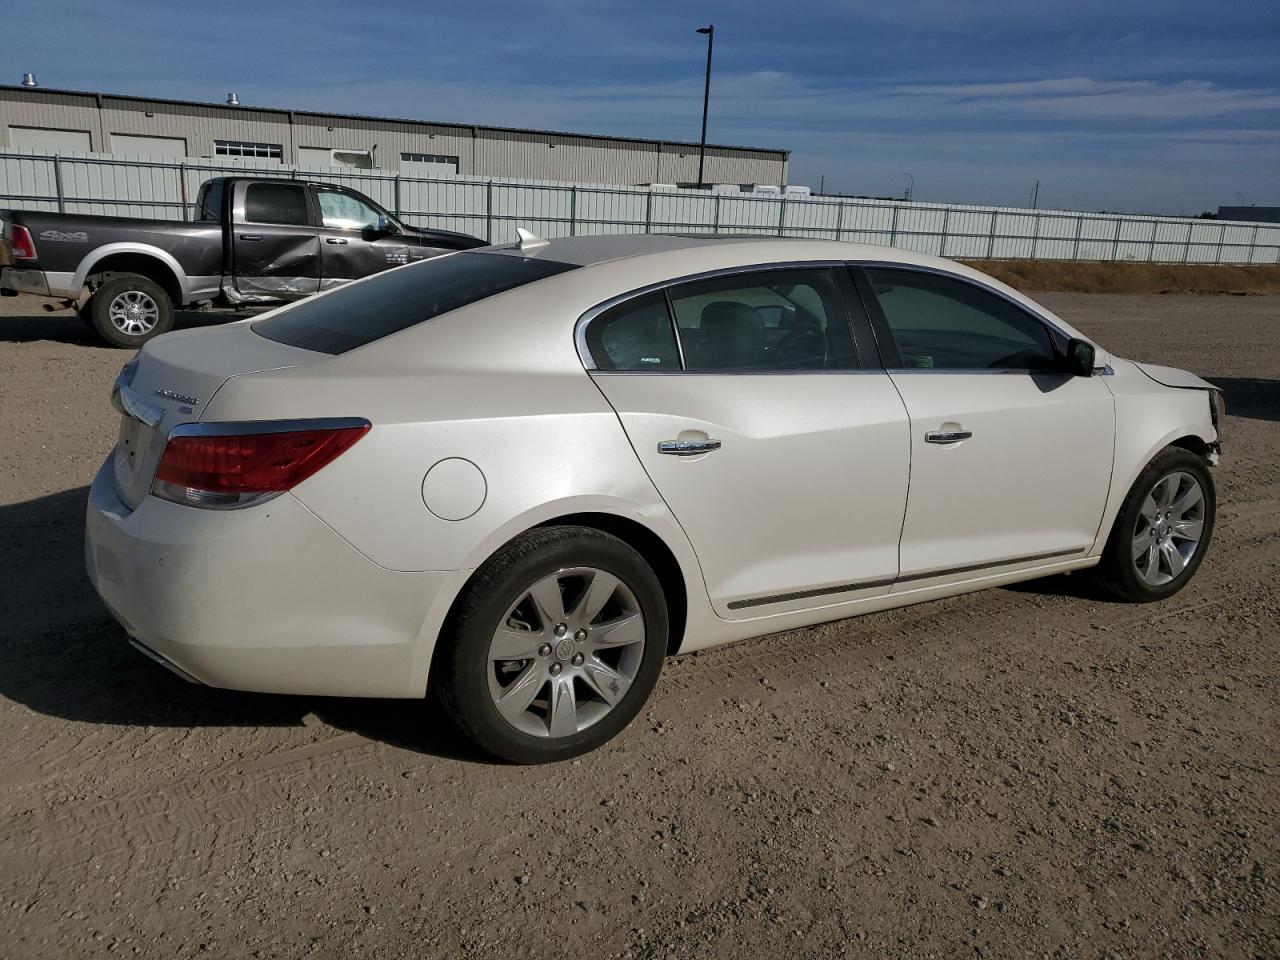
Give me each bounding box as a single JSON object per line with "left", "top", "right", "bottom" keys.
{"left": 1, "top": 293, "right": 1277, "bottom": 960}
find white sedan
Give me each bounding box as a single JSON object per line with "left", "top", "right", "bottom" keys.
{"left": 86, "top": 234, "right": 1224, "bottom": 762}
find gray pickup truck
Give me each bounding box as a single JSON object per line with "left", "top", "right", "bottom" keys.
{"left": 0, "top": 176, "right": 485, "bottom": 347}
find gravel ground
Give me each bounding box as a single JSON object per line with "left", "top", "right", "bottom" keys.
{"left": 1, "top": 293, "right": 1277, "bottom": 959}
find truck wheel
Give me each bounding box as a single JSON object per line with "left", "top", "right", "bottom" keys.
{"left": 88, "top": 275, "right": 174, "bottom": 348}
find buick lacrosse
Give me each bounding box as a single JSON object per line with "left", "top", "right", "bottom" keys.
{"left": 86, "top": 233, "right": 1223, "bottom": 762}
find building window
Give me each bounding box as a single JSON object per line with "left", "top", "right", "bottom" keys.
{"left": 401, "top": 152, "right": 460, "bottom": 165}
{"left": 215, "top": 139, "right": 283, "bottom": 160}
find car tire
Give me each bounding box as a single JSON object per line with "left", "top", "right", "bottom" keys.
{"left": 434, "top": 525, "right": 669, "bottom": 764}
{"left": 1095, "top": 446, "right": 1215, "bottom": 602}
{"left": 88, "top": 274, "right": 174, "bottom": 348}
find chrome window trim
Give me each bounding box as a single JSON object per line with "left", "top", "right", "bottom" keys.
{"left": 848, "top": 259, "right": 1075, "bottom": 342}
{"left": 575, "top": 259, "right": 854, "bottom": 373}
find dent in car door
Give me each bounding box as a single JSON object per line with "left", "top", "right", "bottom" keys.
{"left": 231, "top": 181, "right": 320, "bottom": 299}
{"left": 584, "top": 268, "right": 910, "bottom": 619}
{"left": 856, "top": 266, "right": 1116, "bottom": 584}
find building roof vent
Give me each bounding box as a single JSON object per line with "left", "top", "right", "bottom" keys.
{"left": 21, "top": 73, "right": 38, "bottom": 87}
{"left": 226, "top": 92, "right": 240, "bottom": 106}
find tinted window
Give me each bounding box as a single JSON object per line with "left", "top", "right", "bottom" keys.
{"left": 865, "top": 268, "right": 1061, "bottom": 371}
{"left": 317, "top": 189, "right": 382, "bottom": 230}
{"left": 196, "top": 180, "right": 224, "bottom": 222}
{"left": 586, "top": 292, "right": 680, "bottom": 371}
{"left": 244, "top": 183, "right": 310, "bottom": 226}
{"left": 253, "top": 252, "right": 577, "bottom": 354}
{"left": 668, "top": 268, "right": 856, "bottom": 371}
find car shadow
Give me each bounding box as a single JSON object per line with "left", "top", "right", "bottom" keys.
{"left": 1002, "top": 571, "right": 1122, "bottom": 602}
{"left": 1208, "top": 376, "right": 1280, "bottom": 424}
{"left": 0, "top": 486, "right": 492, "bottom": 764}
{"left": 0, "top": 307, "right": 240, "bottom": 346}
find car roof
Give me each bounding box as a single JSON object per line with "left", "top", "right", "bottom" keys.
{"left": 481, "top": 232, "right": 951, "bottom": 270}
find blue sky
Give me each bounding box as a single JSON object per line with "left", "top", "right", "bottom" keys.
{"left": 13, "top": 0, "right": 1280, "bottom": 214}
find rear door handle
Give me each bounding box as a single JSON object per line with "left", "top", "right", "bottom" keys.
{"left": 925, "top": 430, "right": 973, "bottom": 444}
{"left": 326, "top": 237, "right": 349, "bottom": 245}
{"left": 239, "top": 234, "right": 262, "bottom": 241}
{"left": 658, "top": 439, "right": 722, "bottom": 456}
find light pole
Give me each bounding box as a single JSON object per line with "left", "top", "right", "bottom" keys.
{"left": 902, "top": 172, "right": 913, "bottom": 201}
{"left": 696, "top": 25, "right": 714, "bottom": 188}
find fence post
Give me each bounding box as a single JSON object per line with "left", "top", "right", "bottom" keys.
{"left": 178, "top": 162, "right": 189, "bottom": 221}
{"left": 1111, "top": 219, "right": 1122, "bottom": 262}
{"left": 1182, "top": 221, "right": 1192, "bottom": 263}
{"left": 1214, "top": 222, "right": 1225, "bottom": 264}
{"left": 1147, "top": 220, "right": 1157, "bottom": 262}
{"left": 52, "top": 155, "right": 65, "bottom": 213}
{"left": 834, "top": 200, "right": 845, "bottom": 242}
{"left": 712, "top": 194, "right": 721, "bottom": 235}
{"left": 485, "top": 181, "right": 493, "bottom": 243}
{"left": 393, "top": 174, "right": 402, "bottom": 217}
{"left": 1071, "top": 215, "right": 1082, "bottom": 260}
{"left": 1030, "top": 212, "right": 1041, "bottom": 260}
{"left": 889, "top": 205, "right": 900, "bottom": 246}
{"left": 986, "top": 211, "right": 996, "bottom": 259}
{"left": 644, "top": 190, "right": 653, "bottom": 234}
{"left": 939, "top": 208, "right": 951, "bottom": 257}
{"left": 1246, "top": 223, "right": 1260, "bottom": 265}
{"left": 569, "top": 185, "right": 577, "bottom": 237}
{"left": 777, "top": 195, "right": 787, "bottom": 237}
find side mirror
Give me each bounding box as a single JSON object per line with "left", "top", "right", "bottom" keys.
{"left": 376, "top": 213, "right": 396, "bottom": 234}
{"left": 1065, "top": 338, "right": 1096, "bottom": 377}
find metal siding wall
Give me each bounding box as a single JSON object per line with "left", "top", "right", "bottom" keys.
{"left": 0, "top": 91, "right": 105, "bottom": 150}
{"left": 2, "top": 150, "right": 1278, "bottom": 265}
{"left": 2, "top": 89, "right": 786, "bottom": 184}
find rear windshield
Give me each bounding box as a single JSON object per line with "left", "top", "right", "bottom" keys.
{"left": 252, "top": 252, "right": 577, "bottom": 354}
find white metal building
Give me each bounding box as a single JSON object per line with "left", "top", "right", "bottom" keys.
{"left": 0, "top": 83, "right": 789, "bottom": 186}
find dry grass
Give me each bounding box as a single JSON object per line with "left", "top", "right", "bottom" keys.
{"left": 962, "top": 260, "right": 1280, "bottom": 296}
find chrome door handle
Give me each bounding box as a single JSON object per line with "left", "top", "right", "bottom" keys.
{"left": 239, "top": 234, "right": 262, "bottom": 241}
{"left": 658, "top": 439, "right": 722, "bottom": 456}
{"left": 326, "top": 237, "right": 349, "bottom": 245}
{"left": 925, "top": 430, "right": 972, "bottom": 444}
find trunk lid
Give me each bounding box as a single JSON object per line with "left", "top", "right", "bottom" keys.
{"left": 111, "top": 321, "right": 322, "bottom": 510}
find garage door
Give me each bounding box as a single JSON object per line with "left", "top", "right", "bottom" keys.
{"left": 111, "top": 134, "right": 188, "bottom": 159}
{"left": 8, "top": 126, "right": 92, "bottom": 153}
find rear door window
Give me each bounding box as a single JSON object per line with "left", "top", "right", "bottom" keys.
{"left": 585, "top": 292, "right": 681, "bottom": 371}
{"left": 667, "top": 267, "right": 857, "bottom": 371}
{"left": 253, "top": 252, "right": 577, "bottom": 354}
{"left": 244, "top": 182, "right": 311, "bottom": 226}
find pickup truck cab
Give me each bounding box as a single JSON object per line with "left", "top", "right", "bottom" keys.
{"left": 0, "top": 177, "right": 486, "bottom": 347}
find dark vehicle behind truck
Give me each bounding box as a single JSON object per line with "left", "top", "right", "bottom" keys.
{"left": 0, "top": 177, "right": 485, "bottom": 347}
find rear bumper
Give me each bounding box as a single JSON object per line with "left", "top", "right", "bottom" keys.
{"left": 84, "top": 456, "right": 459, "bottom": 698}
{"left": 1, "top": 266, "right": 51, "bottom": 296}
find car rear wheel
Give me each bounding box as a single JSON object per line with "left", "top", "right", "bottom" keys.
{"left": 88, "top": 274, "right": 174, "bottom": 348}
{"left": 434, "top": 526, "right": 668, "bottom": 763}
{"left": 1096, "top": 446, "right": 1215, "bottom": 602}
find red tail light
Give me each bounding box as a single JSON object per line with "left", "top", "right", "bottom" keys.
{"left": 152, "top": 420, "right": 369, "bottom": 508}
{"left": 8, "top": 225, "right": 37, "bottom": 260}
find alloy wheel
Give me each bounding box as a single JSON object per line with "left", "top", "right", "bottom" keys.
{"left": 107, "top": 290, "right": 161, "bottom": 336}
{"left": 486, "top": 566, "right": 646, "bottom": 739}
{"left": 1132, "top": 471, "right": 1205, "bottom": 587}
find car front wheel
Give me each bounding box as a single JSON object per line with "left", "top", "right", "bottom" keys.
{"left": 434, "top": 526, "right": 669, "bottom": 763}
{"left": 1096, "top": 446, "right": 1216, "bottom": 602}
